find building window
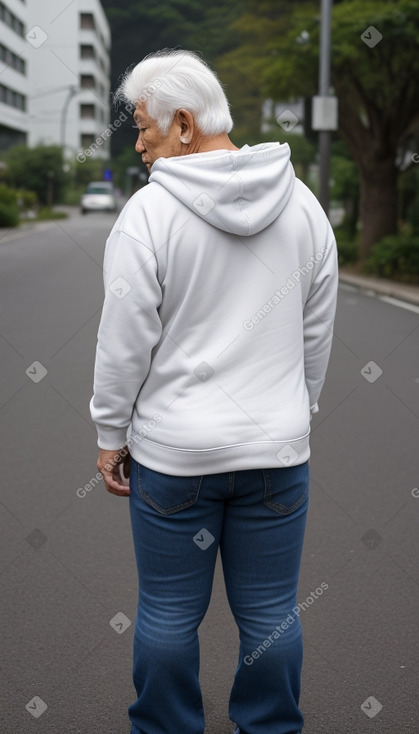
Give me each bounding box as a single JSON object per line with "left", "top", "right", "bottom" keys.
{"left": 0, "top": 82, "right": 26, "bottom": 110}
{"left": 0, "top": 2, "right": 25, "bottom": 37}
{"left": 0, "top": 43, "right": 25, "bottom": 74}
{"left": 80, "top": 44, "right": 95, "bottom": 59}
{"left": 80, "top": 13, "right": 95, "bottom": 30}
{"left": 80, "top": 103, "right": 95, "bottom": 119}
{"left": 81, "top": 134, "right": 95, "bottom": 148}
{"left": 80, "top": 74, "right": 95, "bottom": 89}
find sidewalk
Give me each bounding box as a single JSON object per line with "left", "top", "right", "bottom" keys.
{"left": 0, "top": 219, "right": 57, "bottom": 244}
{"left": 0, "top": 206, "right": 77, "bottom": 245}
{"left": 339, "top": 267, "right": 419, "bottom": 307}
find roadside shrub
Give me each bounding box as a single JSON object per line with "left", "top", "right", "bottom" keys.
{"left": 17, "top": 189, "right": 37, "bottom": 212}
{"left": 0, "top": 185, "right": 19, "bottom": 227}
{"left": 364, "top": 235, "right": 419, "bottom": 283}
{"left": 5, "top": 144, "right": 66, "bottom": 205}
{"left": 36, "top": 207, "right": 68, "bottom": 221}
{"left": 334, "top": 227, "right": 359, "bottom": 266}
{"left": 406, "top": 194, "right": 419, "bottom": 234}
{"left": 62, "top": 186, "right": 84, "bottom": 206}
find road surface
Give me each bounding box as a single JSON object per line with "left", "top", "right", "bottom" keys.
{"left": 0, "top": 211, "right": 418, "bottom": 733}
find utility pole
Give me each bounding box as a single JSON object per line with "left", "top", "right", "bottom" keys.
{"left": 60, "top": 86, "right": 78, "bottom": 156}
{"left": 312, "top": 0, "right": 337, "bottom": 216}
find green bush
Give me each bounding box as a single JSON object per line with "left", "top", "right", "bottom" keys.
{"left": 334, "top": 227, "right": 359, "bottom": 266}
{"left": 36, "top": 207, "right": 68, "bottom": 221}
{"left": 364, "top": 235, "right": 419, "bottom": 282}
{"left": 406, "top": 194, "right": 419, "bottom": 234}
{"left": 16, "top": 189, "right": 37, "bottom": 211}
{"left": 62, "top": 186, "right": 84, "bottom": 206}
{"left": 0, "top": 185, "right": 19, "bottom": 227}
{"left": 73, "top": 158, "right": 104, "bottom": 187}
{"left": 5, "top": 144, "right": 66, "bottom": 205}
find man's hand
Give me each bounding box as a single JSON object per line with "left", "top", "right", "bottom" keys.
{"left": 97, "top": 446, "right": 131, "bottom": 497}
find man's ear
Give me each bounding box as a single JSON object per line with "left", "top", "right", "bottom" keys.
{"left": 177, "top": 109, "right": 194, "bottom": 144}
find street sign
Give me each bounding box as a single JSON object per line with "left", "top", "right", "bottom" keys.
{"left": 312, "top": 96, "right": 338, "bottom": 131}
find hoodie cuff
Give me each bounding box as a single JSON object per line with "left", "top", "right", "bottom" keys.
{"left": 96, "top": 426, "right": 129, "bottom": 451}
{"left": 310, "top": 402, "right": 319, "bottom": 418}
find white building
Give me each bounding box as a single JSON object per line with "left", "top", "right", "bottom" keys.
{"left": 0, "top": 0, "right": 111, "bottom": 158}
{"left": 26, "top": 0, "right": 111, "bottom": 159}
{"left": 0, "top": 0, "right": 28, "bottom": 150}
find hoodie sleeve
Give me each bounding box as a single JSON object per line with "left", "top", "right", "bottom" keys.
{"left": 89, "top": 229, "right": 163, "bottom": 449}
{"left": 303, "top": 231, "right": 338, "bottom": 417}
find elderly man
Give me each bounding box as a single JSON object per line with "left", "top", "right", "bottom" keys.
{"left": 90, "top": 49, "right": 338, "bottom": 734}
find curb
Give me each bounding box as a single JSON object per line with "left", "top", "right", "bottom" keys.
{"left": 0, "top": 207, "right": 77, "bottom": 245}
{"left": 339, "top": 270, "right": 419, "bottom": 307}
{"left": 0, "top": 220, "right": 57, "bottom": 244}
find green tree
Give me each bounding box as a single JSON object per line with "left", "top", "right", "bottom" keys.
{"left": 331, "top": 141, "right": 360, "bottom": 238}
{"left": 5, "top": 145, "right": 66, "bottom": 205}
{"left": 73, "top": 158, "right": 105, "bottom": 187}
{"left": 398, "top": 136, "right": 419, "bottom": 236}
{"left": 111, "top": 146, "right": 148, "bottom": 194}
{"left": 0, "top": 185, "right": 19, "bottom": 227}
{"left": 219, "top": 0, "right": 419, "bottom": 259}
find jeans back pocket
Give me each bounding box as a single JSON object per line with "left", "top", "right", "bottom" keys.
{"left": 137, "top": 462, "right": 203, "bottom": 515}
{"left": 262, "top": 463, "right": 309, "bottom": 515}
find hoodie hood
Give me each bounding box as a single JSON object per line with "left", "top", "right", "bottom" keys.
{"left": 148, "top": 142, "right": 295, "bottom": 236}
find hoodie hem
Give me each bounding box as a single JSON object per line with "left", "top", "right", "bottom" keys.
{"left": 128, "top": 436, "right": 311, "bottom": 476}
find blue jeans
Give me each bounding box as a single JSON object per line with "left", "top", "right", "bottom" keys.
{"left": 128, "top": 458, "right": 309, "bottom": 734}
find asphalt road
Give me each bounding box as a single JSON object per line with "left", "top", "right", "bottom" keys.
{"left": 0, "top": 211, "right": 418, "bottom": 734}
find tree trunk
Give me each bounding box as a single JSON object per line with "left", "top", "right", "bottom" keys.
{"left": 359, "top": 157, "right": 398, "bottom": 262}
{"left": 343, "top": 195, "right": 359, "bottom": 239}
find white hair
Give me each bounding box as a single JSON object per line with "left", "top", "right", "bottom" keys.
{"left": 114, "top": 49, "right": 233, "bottom": 136}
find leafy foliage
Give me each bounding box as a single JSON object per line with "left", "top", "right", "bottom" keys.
{"left": 16, "top": 189, "right": 37, "bottom": 212}
{"left": 5, "top": 145, "right": 66, "bottom": 205}
{"left": 399, "top": 163, "right": 419, "bottom": 235}
{"left": 334, "top": 228, "right": 360, "bottom": 266}
{"left": 221, "top": 0, "right": 419, "bottom": 154}
{"left": 219, "top": 0, "right": 419, "bottom": 252}
{"left": 36, "top": 207, "right": 68, "bottom": 221}
{"left": 0, "top": 185, "right": 19, "bottom": 227}
{"left": 365, "top": 235, "right": 419, "bottom": 282}
{"left": 73, "top": 158, "right": 105, "bottom": 187}
{"left": 330, "top": 140, "right": 360, "bottom": 236}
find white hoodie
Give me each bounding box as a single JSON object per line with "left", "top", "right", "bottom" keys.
{"left": 90, "top": 142, "right": 338, "bottom": 475}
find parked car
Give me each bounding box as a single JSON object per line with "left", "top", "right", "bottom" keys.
{"left": 80, "top": 182, "right": 117, "bottom": 214}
